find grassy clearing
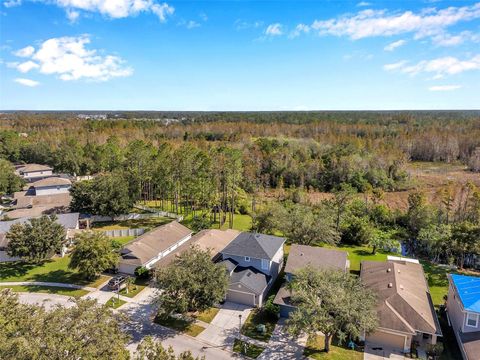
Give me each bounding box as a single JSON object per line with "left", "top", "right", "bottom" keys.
{"left": 0, "top": 284, "right": 88, "bottom": 298}
{"left": 303, "top": 335, "right": 363, "bottom": 360}
{"left": 118, "top": 278, "right": 147, "bottom": 298}
{"left": 154, "top": 315, "right": 205, "bottom": 337}
{"left": 91, "top": 217, "right": 171, "bottom": 231}
{"left": 194, "top": 307, "right": 220, "bottom": 324}
{"left": 241, "top": 308, "right": 277, "bottom": 342}
{"left": 105, "top": 296, "right": 127, "bottom": 309}
{"left": 111, "top": 236, "right": 135, "bottom": 246}
{"left": 233, "top": 339, "right": 265, "bottom": 359}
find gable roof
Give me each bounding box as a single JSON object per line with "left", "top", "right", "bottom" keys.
{"left": 361, "top": 260, "right": 442, "bottom": 336}
{"left": 449, "top": 274, "right": 480, "bottom": 313}
{"left": 191, "top": 229, "right": 240, "bottom": 258}
{"left": 120, "top": 221, "right": 192, "bottom": 266}
{"left": 31, "top": 177, "right": 72, "bottom": 188}
{"left": 285, "top": 245, "right": 348, "bottom": 274}
{"left": 221, "top": 232, "right": 285, "bottom": 260}
{"left": 229, "top": 266, "right": 269, "bottom": 295}
{"left": 0, "top": 213, "right": 79, "bottom": 234}
{"left": 17, "top": 164, "right": 52, "bottom": 173}
{"left": 219, "top": 258, "right": 238, "bottom": 274}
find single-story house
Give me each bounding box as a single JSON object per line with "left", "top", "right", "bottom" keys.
{"left": 27, "top": 177, "right": 72, "bottom": 196}
{"left": 4, "top": 192, "right": 72, "bottom": 220}
{"left": 274, "top": 244, "right": 349, "bottom": 317}
{"left": 360, "top": 257, "right": 442, "bottom": 353}
{"left": 447, "top": 274, "right": 480, "bottom": 360}
{"left": 0, "top": 212, "right": 80, "bottom": 262}
{"left": 118, "top": 221, "right": 192, "bottom": 275}
{"left": 15, "top": 164, "right": 53, "bottom": 182}
{"left": 219, "top": 232, "right": 286, "bottom": 307}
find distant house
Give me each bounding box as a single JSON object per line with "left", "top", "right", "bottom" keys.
{"left": 273, "top": 245, "right": 349, "bottom": 317}
{"left": 0, "top": 213, "right": 80, "bottom": 262}
{"left": 447, "top": 274, "right": 480, "bottom": 360}
{"left": 27, "top": 177, "right": 72, "bottom": 196}
{"left": 360, "top": 258, "right": 442, "bottom": 353}
{"left": 118, "top": 221, "right": 193, "bottom": 275}
{"left": 15, "top": 164, "right": 53, "bottom": 182}
{"left": 219, "top": 232, "right": 286, "bottom": 306}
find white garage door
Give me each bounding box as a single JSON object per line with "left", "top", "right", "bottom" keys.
{"left": 367, "top": 330, "right": 406, "bottom": 350}
{"left": 226, "top": 290, "right": 255, "bottom": 306}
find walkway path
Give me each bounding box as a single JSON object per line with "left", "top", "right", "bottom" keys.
{"left": 17, "top": 292, "right": 77, "bottom": 310}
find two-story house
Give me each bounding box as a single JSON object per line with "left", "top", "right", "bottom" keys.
{"left": 273, "top": 244, "right": 349, "bottom": 317}
{"left": 219, "top": 232, "right": 286, "bottom": 307}
{"left": 447, "top": 274, "right": 480, "bottom": 360}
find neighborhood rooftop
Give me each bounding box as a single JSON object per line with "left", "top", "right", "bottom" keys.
{"left": 30, "top": 177, "right": 72, "bottom": 188}
{"left": 449, "top": 274, "right": 480, "bottom": 313}
{"left": 221, "top": 232, "right": 285, "bottom": 260}
{"left": 284, "top": 244, "right": 349, "bottom": 274}
{"left": 16, "top": 164, "right": 53, "bottom": 173}
{"left": 229, "top": 266, "right": 270, "bottom": 296}
{"left": 361, "top": 260, "right": 442, "bottom": 336}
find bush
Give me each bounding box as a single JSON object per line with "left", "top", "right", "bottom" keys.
{"left": 263, "top": 295, "right": 280, "bottom": 321}
{"left": 190, "top": 215, "right": 212, "bottom": 232}
{"left": 134, "top": 266, "right": 150, "bottom": 279}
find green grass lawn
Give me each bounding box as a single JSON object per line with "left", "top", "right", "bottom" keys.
{"left": 154, "top": 315, "right": 205, "bottom": 337}
{"left": 303, "top": 335, "right": 363, "bottom": 360}
{"left": 241, "top": 308, "right": 277, "bottom": 342}
{"left": 111, "top": 236, "right": 135, "bottom": 246}
{"left": 0, "top": 284, "right": 88, "bottom": 298}
{"left": 105, "top": 296, "right": 127, "bottom": 309}
{"left": 0, "top": 256, "right": 110, "bottom": 288}
{"left": 118, "top": 278, "right": 147, "bottom": 298}
{"left": 91, "top": 217, "right": 171, "bottom": 231}
{"left": 421, "top": 260, "right": 456, "bottom": 307}
{"left": 233, "top": 338, "right": 265, "bottom": 359}
{"left": 194, "top": 307, "right": 220, "bottom": 323}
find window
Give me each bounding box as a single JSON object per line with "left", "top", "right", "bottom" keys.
{"left": 261, "top": 259, "right": 269, "bottom": 270}
{"left": 244, "top": 256, "right": 250, "bottom": 262}
{"left": 466, "top": 312, "right": 479, "bottom": 328}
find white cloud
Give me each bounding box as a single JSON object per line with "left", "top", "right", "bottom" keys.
{"left": 357, "top": 2, "right": 371, "bottom": 7}
{"left": 14, "top": 78, "right": 39, "bottom": 87}
{"left": 309, "top": 3, "right": 480, "bottom": 41}
{"left": 265, "top": 23, "right": 283, "bottom": 36}
{"left": 384, "top": 39, "right": 406, "bottom": 51}
{"left": 432, "top": 31, "right": 480, "bottom": 46}
{"left": 17, "top": 60, "right": 39, "bottom": 73}
{"left": 12, "top": 35, "right": 133, "bottom": 82}
{"left": 429, "top": 84, "right": 462, "bottom": 91}
{"left": 5, "top": 0, "right": 174, "bottom": 21}
{"left": 3, "top": 0, "right": 21, "bottom": 7}
{"left": 384, "top": 55, "right": 480, "bottom": 77}
{"left": 186, "top": 20, "right": 200, "bottom": 29}
{"left": 13, "top": 45, "right": 35, "bottom": 57}
{"left": 289, "top": 24, "right": 310, "bottom": 38}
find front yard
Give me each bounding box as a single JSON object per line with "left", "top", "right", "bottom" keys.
{"left": 105, "top": 296, "right": 127, "bottom": 309}
{"left": 193, "top": 307, "right": 220, "bottom": 323}
{"left": 233, "top": 338, "right": 265, "bottom": 359}
{"left": 0, "top": 284, "right": 88, "bottom": 298}
{"left": 303, "top": 335, "right": 363, "bottom": 360}
{"left": 154, "top": 315, "right": 205, "bottom": 337}
{"left": 241, "top": 308, "right": 277, "bottom": 342}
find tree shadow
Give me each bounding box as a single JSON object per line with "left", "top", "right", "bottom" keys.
{"left": 0, "top": 261, "right": 36, "bottom": 279}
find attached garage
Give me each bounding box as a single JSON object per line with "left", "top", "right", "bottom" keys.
{"left": 367, "top": 330, "right": 407, "bottom": 350}
{"left": 227, "top": 289, "right": 256, "bottom": 306}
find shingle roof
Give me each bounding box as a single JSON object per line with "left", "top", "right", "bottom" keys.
{"left": 229, "top": 266, "right": 269, "bottom": 295}
{"left": 190, "top": 229, "right": 240, "bottom": 258}
{"left": 219, "top": 258, "right": 238, "bottom": 273}
{"left": 361, "top": 260, "right": 442, "bottom": 336}
{"left": 17, "top": 164, "right": 53, "bottom": 173}
{"left": 31, "top": 177, "right": 72, "bottom": 188}
{"left": 284, "top": 245, "right": 348, "bottom": 274}
{"left": 449, "top": 274, "right": 480, "bottom": 313}
{"left": 12, "top": 192, "right": 72, "bottom": 210}
{"left": 459, "top": 331, "right": 480, "bottom": 360}
{"left": 221, "top": 232, "right": 285, "bottom": 260}
{"left": 119, "top": 221, "right": 192, "bottom": 266}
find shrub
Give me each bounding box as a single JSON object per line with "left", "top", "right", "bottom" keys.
{"left": 135, "top": 266, "right": 150, "bottom": 279}
{"left": 263, "top": 295, "right": 280, "bottom": 321}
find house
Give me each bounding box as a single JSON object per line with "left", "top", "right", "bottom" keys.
{"left": 273, "top": 245, "right": 349, "bottom": 317}
{"left": 4, "top": 191, "right": 72, "bottom": 220}
{"left": 118, "top": 221, "right": 192, "bottom": 275}
{"left": 446, "top": 274, "right": 480, "bottom": 360}
{"left": 219, "top": 232, "right": 286, "bottom": 306}
{"left": 27, "top": 177, "right": 72, "bottom": 196}
{"left": 191, "top": 229, "right": 240, "bottom": 260}
{"left": 0, "top": 213, "right": 80, "bottom": 262}
{"left": 360, "top": 258, "right": 442, "bottom": 353}
{"left": 15, "top": 164, "right": 54, "bottom": 182}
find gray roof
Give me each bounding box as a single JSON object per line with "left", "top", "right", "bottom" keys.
{"left": 229, "top": 266, "right": 269, "bottom": 295}
{"left": 221, "top": 232, "right": 285, "bottom": 260}
{"left": 284, "top": 245, "right": 348, "bottom": 274}
{"left": 219, "top": 258, "right": 238, "bottom": 273}
{"left": 0, "top": 213, "right": 79, "bottom": 233}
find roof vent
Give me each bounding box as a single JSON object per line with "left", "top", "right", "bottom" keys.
{"left": 388, "top": 283, "right": 393, "bottom": 288}
{"left": 300, "top": 253, "right": 304, "bottom": 256}
{"left": 398, "top": 269, "right": 401, "bottom": 273}
{"left": 387, "top": 268, "right": 391, "bottom": 273}
{"left": 400, "top": 285, "right": 404, "bottom": 290}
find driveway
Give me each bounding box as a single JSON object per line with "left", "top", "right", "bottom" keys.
{"left": 18, "top": 292, "right": 77, "bottom": 310}
{"left": 364, "top": 343, "right": 406, "bottom": 360}
{"left": 196, "top": 301, "right": 253, "bottom": 347}
{"left": 257, "top": 318, "right": 307, "bottom": 360}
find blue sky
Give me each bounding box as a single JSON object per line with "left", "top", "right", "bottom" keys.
{"left": 1, "top": 0, "right": 479, "bottom": 110}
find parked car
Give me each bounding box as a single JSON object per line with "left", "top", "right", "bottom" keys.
{"left": 108, "top": 275, "right": 127, "bottom": 291}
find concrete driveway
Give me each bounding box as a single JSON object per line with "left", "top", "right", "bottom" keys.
{"left": 364, "top": 343, "right": 406, "bottom": 360}
{"left": 196, "top": 301, "right": 253, "bottom": 347}
{"left": 257, "top": 318, "right": 307, "bottom": 360}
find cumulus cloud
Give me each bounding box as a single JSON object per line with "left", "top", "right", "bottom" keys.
{"left": 13, "top": 45, "right": 35, "bottom": 57}
{"left": 429, "top": 85, "right": 462, "bottom": 91}
{"left": 14, "top": 78, "right": 39, "bottom": 87}
{"left": 384, "top": 55, "right": 480, "bottom": 77}
{"left": 309, "top": 3, "right": 480, "bottom": 41}
{"left": 290, "top": 24, "right": 310, "bottom": 38}
{"left": 265, "top": 23, "right": 283, "bottom": 36}
{"left": 384, "top": 39, "right": 406, "bottom": 51}
{"left": 4, "top": 0, "right": 174, "bottom": 21}
{"left": 11, "top": 35, "right": 133, "bottom": 82}
{"left": 357, "top": 2, "right": 371, "bottom": 7}
{"left": 432, "top": 31, "right": 480, "bottom": 46}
